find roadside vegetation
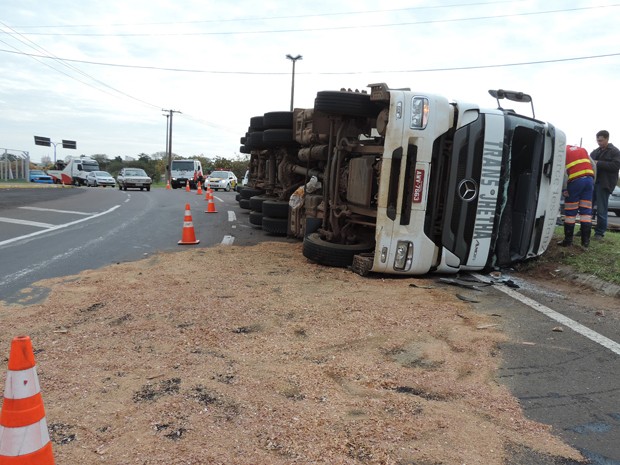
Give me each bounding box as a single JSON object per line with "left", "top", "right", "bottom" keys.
{"left": 519, "top": 227, "right": 620, "bottom": 286}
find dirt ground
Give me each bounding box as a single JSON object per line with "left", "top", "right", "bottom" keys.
{"left": 0, "top": 242, "right": 586, "bottom": 464}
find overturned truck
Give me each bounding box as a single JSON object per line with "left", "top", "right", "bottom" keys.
{"left": 237, "top": 83, "right": 565, "bottom": 275}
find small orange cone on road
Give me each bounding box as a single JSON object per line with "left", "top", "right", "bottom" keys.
{"left": 0, "top": 336, "right": 55, "bottom": 464}
{"left": 185, "top": 180, "right": 190, "bottom": 192}
{"left": 196, "top": 181, "right": 203, "bottom": 195}
{"left": 205, "top": 194, "right": 218, "bottom": 213}
{"left": 178, "top": 203, "right": 200, "bottom": 245}
{"left": 205, "top": 187, "right": 212, "bottom": 201}
{"left": 166, "top": 179, "right": 171, "bottom": 190}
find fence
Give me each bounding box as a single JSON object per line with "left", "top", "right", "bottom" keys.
{"left": 0, "top": 149, "right": 30, "bottom": 181}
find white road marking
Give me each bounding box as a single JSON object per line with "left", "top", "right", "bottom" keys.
{"left": 472, "top": 273, "right": 620, "bottom": 356}
{"left": 0, "top": 205, "right": 121, "bottom": 248}
{"left": 18, "top": 206, "right": 95, "bottom": 215}
{"left": 0, "top": 217, "right": 55, "bottom": 228}
{"left": 228, "top": 211, "right": 236, "bottom": 222}
{"left": 221, "top": 235, "right": 235, "bottom": 245}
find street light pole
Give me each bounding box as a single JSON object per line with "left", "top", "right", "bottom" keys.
{"left": 33, "top": 136, "right": 76, "bottom": 166}
{"left": 286, "top": 54, "right": 302, "bottom": 111}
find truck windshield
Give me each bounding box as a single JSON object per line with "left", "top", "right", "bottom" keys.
{"left": 82, "top": 162, "right": 99, "bottom": 172}
{"left": 172, "top": 161, "right": 195, "bottom": 171}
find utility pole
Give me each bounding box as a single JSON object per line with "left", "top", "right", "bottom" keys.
{"left": 286, "top": 54, "right": 302, "bottom": 111}
{"left": 162, "top": 109, "right": 181, "bottom": 183}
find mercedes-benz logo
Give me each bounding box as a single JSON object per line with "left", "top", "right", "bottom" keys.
{"left": 457, "top": 179, "right": 478, "bottom": 202}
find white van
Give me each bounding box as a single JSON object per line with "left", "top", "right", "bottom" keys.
{"left": 170, "top": 159, "right": 203, "bottom": 189}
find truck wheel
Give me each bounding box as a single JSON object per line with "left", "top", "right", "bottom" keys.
{"left": 240, "top": 187, "right": 265, "bottom": 200}
{"left": 303, "top": 232, "right": 374, "bottom": 268}
{"left": 261, "top": 216, "right": 287, "bottom": 235}
{"left": 146, "top": 186, "right": 151, "bottom": 192}
{"left": 262, "top": 129, "right": 296, "bottom": 148}
{"left": 249, "top": 211, "right": 263, "bottom": 226}
{"left": 246, "top": 131, "right": 264, "bottom": 150}
{"left": 263, "top": 111, "right": 293, "bottom": 129}
{"left": 249, "top": 195, "right": 271, "bottom": 213}
{"left": 262, "top": 200, "right": 289, "bottom": 219}
{"left": 249, "top": 116, "right": 264, "bottom": 131}
{"left": 123, "top": 186, "right": 128, "bottom": 191}
{"left": 314, "top": 91, "right": 380, "bottom": 118}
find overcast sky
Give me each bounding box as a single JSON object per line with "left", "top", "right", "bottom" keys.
{"left": 1, "top": 0, "right": 619, "bottom": 164}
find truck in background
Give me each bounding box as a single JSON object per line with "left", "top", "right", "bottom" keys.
{"left": 170, "top": 159, "right": 204, "bottom": 189}
{"left": 46, "top": 157, "right": 100, "bottom": 186}
{"left": 237, "top": 83, "right": 565, "bottom": 276}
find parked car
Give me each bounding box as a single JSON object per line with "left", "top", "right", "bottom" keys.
{"left": 206, "top": 170, "right": 238, "bottom": 191}
{"left": 29, "top": 169, "right": 53, "bottom": 184}
{"left": 86, "top": 171, "right": 116, "bottom": 187}
{"left": 116, "top": 168, "right": 152, "bottom": 191}
{"left": 609, "top": 186, "right": 620, "bottom": 216}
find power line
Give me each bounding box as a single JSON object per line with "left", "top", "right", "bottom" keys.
{"left": 0, "top": 21, "right": 161, "bottom": 110}
{"left": 8, "top": 1, "right": 526, "bottom": 29}
{"left": 6, "top": 4, "right": 619, "bottom": 37}
{"left": 1, "top": 47, "right": 618, "bottom": 74}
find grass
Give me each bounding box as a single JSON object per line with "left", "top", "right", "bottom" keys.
{"left": 524, "top": 226, "right": 620, "bottom": 286}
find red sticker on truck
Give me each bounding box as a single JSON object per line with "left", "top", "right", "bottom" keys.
{"left": 413, "top": 169, "right": 424, "bottom": 203}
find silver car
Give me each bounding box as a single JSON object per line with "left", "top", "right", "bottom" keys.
{"left": 609, "top": 186, "right": 620, "bottom": 216}
{"left": 86, "top": 171, "right": 116, "bottom": 187}
{"left": 117, "top": 168, "right": 152, "bottom": 191}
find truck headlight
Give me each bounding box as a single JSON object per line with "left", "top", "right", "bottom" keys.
{"left": 393, "top": 241, "right": 413, "bottom": 271}
{"left": 410, "top": 97, "right": 429, "bottom": 129}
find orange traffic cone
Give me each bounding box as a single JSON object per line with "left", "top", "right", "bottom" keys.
{"left": 204, "top": 188, "right": 212, "bottom": 201}
{"left": 166, "top": 179, "right": 171, "bottom": 190}
{"left": 185, "top": 180, "right": 190, "bottom": 192}
{"left": 196, "top": 181, "right": 203, "bottom": 195}
{"left": 205, "top": 193, "right": 218, "bottom": 213}
{"left": 0, "top": 336, "right": 55, "bottom": 464}
{"left": 178, "top": 203, "right": 200, "bottom": 245}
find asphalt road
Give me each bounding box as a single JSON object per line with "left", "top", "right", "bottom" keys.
{"left": 1, "top": 186, "right": 619, "bottom": 464}
{"left": 0, "top": 186, "right": 293, "bottom": 304}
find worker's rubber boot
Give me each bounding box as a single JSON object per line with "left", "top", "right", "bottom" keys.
{"left": 557, "top": 223, "right": 574, "bottom": 247}
{"left": 580, "top": 223, "right": 592, "bottom": 248}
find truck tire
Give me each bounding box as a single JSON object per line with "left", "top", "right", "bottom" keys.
{"left": 303, "top": 233, "right": 374, "bottom": 268}
{"left": 263, "top": 111, "right": 293, "bottom": 129}
{"left": 262, "top": 200, "right": 289, "bottom": 219}
{"left": 314, "top": 91, "right": 379, "bottom": 118}
{"left": 262, "top": 129, "right": 296, "bottom": 148}
{"left": 246, "top": 131, "right": 264, "bottom": 150}
{"left": 249, "top": 116, "right": 264, "bottom": 131}
{"left": 239, "top": 198, "right": 251, "bottom": 210}
{"left": 249, "top": 195, "right": 271, "bottom": 213}
{"left": 240, "top": 187, "right": 264, "bottom": 199}
{"left": 261, "top": 216, "right": 287, "bottom": 235}
{"left": 249, "top": 211, "right": 263, "bottom": 226}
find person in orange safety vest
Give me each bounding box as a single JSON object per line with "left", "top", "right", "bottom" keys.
{"left": 559, "top": 145, "right": 596, "bottom": 247}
